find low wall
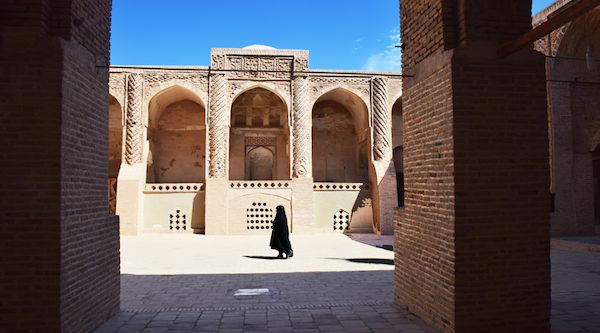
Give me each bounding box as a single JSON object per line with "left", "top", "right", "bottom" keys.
{"left": 227, "top": 181, "right": 292, "bottom": 235}
{"left": 142, "top": 183, "right": 205, "bottom": 233}
{"left": 313, "top": 183, "right": 373, "bottom": 233}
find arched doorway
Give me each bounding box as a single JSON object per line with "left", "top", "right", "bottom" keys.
{"left": 229, "top": 87, "right": 290, "bottom": 180}
{"left": 312, "top": 88, "right": 368, "bottom": 183}
{"left": 108, "top": 94, "right": 123, "bottom": 214}
{"left": 392, "top": 98, "right": 404, "bottom": 207}
{"left": 147, "top": 86, "right": 206, "bottom": 183}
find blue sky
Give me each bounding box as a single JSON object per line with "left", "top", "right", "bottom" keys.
{"left": 110, "top": 0, "right": 556, "bottom": 71}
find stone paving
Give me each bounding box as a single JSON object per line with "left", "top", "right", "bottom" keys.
{"left": 550, "top": 250, "right": 600, "bottom": 333}
{"left": 93, "top": 234, "right": 600, "bottom": 333}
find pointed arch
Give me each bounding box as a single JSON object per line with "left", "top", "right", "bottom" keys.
{"left": 392, "top": 97, "right": 403, "bottom": 150}
{"left": 108, "top": 94, "right": 124, "bottom": 214}
{"left": 312, "top": 88, "right": 369, "bottom": 183}
{"left": 230, "top": 83, "right": 290, "bottom": 115}
{"left": 229, "top": 87, "right": 290, "bottom": 181}
{"left": 147, "top": 85, "right": 207, "bottom": 183}
{"left": 148, "top": 85, "right": 206, "bottom": 128}
{"left": 313, "top": 87, "right": 369, "bottom": 132}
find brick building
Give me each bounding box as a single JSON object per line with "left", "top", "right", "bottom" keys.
{"left": 107, "top": 47, "right": 402, "bottom": 236}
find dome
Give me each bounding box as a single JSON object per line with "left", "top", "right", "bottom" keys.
{"left": 242, "top": 45, "right": 277, "bottom": 50}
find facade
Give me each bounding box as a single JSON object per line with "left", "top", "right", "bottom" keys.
{"left": 108, "top": 47, "right": 403, "bottom": 235}
{"left": 534, "top": 0, "right": 600, "bottom": 236}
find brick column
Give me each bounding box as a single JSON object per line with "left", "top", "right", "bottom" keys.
{"left": 116, "top": 73, "right": 145, "bottom": 236}
{"left": 371, "top": 76, "right": 397, "bottom": 235}
{"left": 1, "top": 2, "right": 119, "bottom": 332}
{"left": 395, "top": 1, "right": 550, "bottom": 332}
{"left": 291, "top": 75, "right": 314, "bottom": 234}
{"left": 205, "top": 73, "right": 230, "bottom": 234}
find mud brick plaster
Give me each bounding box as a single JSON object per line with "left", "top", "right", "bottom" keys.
{"left": 0, "top": 1, "right": 119, "bottom": 332}
{"left": 396, "top": 1, "right": 550, "bottom": 332}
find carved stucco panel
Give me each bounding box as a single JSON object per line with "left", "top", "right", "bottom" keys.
{"left": 308, "top": 77, "right": 371, "bottom": 110}
{"left": 125, "top": 73, "right": 144, "bottom": 165}
{"left": 144, "top": 73, "right": 209, "bottom": 105}
{"left": 208, "top": 74, "right": 230, "bottom": 179}
{"left": 372, "top": 77, "right": 392, "bottom": 161}
{"left": 108, "top": 73, "right": 127, "bottom": 107}
{"left": 292, "top": 75, "right": 312, "bottom": 178}
{"left": 388, "top": 78, "right": 403, "bottom": 109}
{"left": 229, "top": 80, "right": 291, "bottom": 110}
{"left": 225, "top": 56, "right": 294, "bottom": 79}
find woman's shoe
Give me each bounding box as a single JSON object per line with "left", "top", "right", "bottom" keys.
{"left": 287, "top": 250, "right": 293, "bottom": 258}
{"left": 277, "top": 252, "right": 284, "bottom": 259}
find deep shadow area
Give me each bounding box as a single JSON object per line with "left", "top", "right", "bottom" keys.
{"left": 377, "top": 245, "right": 394, "bottom": 251}
{"left": 120, "top": 270, "right": 394, "bottom": 310}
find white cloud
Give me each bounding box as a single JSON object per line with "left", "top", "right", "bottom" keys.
{"left": 362, "top": 28, "right": 402, "bottom": 72}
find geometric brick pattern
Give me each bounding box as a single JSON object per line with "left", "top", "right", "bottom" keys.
{"left": 208, "top": 74, "right": 229, "bottom": 179}
{"left": 292, "top": 75, "right": 312, "bottom": 178}
{"left": 372, "top": 77, "right": 391, "bottom": 161}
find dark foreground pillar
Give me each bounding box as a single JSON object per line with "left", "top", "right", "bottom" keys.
{"left": 395, "top": 1, "right": 550, "bottom": 332}
{"left": 0, "top": 2, "right": 120, "bottom": 332}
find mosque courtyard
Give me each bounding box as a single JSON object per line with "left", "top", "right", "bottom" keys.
{"left": 91, "top": 234, "right": 600, "bottom": 333}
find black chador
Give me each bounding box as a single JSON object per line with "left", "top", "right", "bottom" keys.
{"left": 270, "top": 205, "right": 293, "bottom": 259}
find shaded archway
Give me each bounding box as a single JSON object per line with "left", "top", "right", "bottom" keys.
{"left": 549, "top": 7, "right": 600, "bottom": 235}
{"left": 229, "top": 87, "right": 290, "bottom": 180}
{"left": 147, "top": 86, "right": 206, "bottom": 183}
{"left": 312, "top": 88, "right": 368, "bottom": 183}
{"left": 108, "top": 94, "right": 123, "bottom": 214}
{"left": 248, "top": 147, "right": 274, "bottom": 180}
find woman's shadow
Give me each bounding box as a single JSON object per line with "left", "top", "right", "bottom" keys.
{"left": 243, "top": 255, "right": 286, "bottom": 260}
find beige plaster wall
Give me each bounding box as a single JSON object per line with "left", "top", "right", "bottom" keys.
{"left": 313, "top": 185, "right": 373, "bottom": 233}
{"left": 152, "top": 100, "right": 206, "bottom": 183}
{"left": 226, "top": 188, "right": 292, "bottom": 234}
{"left": 143, "top": 191, "right": 205, "bottom": 233}
{"left": 312, "top": 100, "right": 366, "bottom": 183}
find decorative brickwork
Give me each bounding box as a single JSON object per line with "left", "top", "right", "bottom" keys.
{"left": 208, "top": 74, "right": 229, "bottom": 179}
{"left": 372, "top": 77, "right": 391, "bottom": 161}
{"left": 292, "top": 75, "right": 312, "bottom": 178}
{"left": 125, "top": 73, "right": 143, "bottom": 165}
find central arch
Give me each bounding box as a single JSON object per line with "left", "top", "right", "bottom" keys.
{"left": 229, "top": 86, "right": 290, "bottom": 180}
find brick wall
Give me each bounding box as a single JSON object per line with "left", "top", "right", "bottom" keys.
{"left": 451, "top": 49, "right": 550, "bottom": 332}
{"left": 396, "top": 0, "right": 550, "bottom": 331}
{"left": 545, "top": 7, "right": 600, "bottom": 235}
{"left": 454, "top": 1, "right": 532, "bottom": 46}
{"left": 400, "top": 0, "right": 447, "bottom": 70}
{"left": 550, "top": 81, "right": 598, "bottom": 236}
{"left": 0, "top": 28, "right": 64, "bottom": 333}
{"left": 60, "top": 36, "right": 120, "bottom": 332}
{"left": 395, "top": 52, "right": 456, "bottom": 330}
{"left": 0, "top": 1, "right": 119, "bottom": 332}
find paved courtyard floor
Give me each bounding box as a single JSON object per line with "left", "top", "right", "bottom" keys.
{"left": 93, "top": 234, "right": 600, "bottom": 333}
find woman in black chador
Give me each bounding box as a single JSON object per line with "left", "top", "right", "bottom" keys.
{"left": 270, "top": 205, "right": 293, "bottom": 259}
